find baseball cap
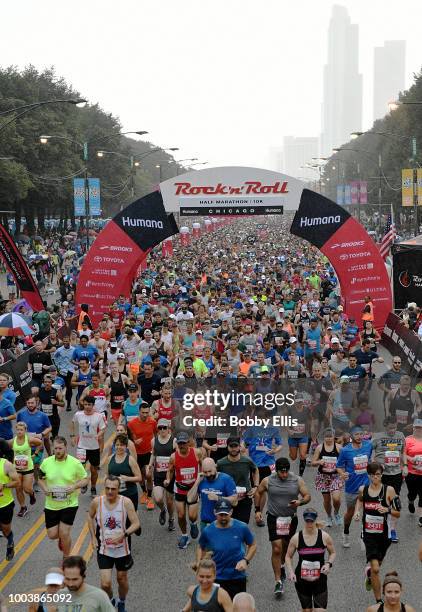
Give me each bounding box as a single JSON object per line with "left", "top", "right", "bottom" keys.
{"left": 303, "top": 509, "right": 318, "bottom": 522}
{"left": 128, "top": 383, "right": 138, "bottom": 392}
{"left": 214, "top": 499, "right": 232, "bottom": 514}
{"left": 340, "top": 375, "right": 350, "bottom": 383}
{"left": 260, "top": 365, "right": 270, "bottom": 373}
{"left": 350, "top": 425, "right": 363, "bottom": 434}
{"left": 48, "top": 365, "right": 57, "bottom": 372}
{"left": 227, "top": 436, "right": 241, "bottom": 446}
{"left": 45, "top": 571, "right": 64, "bottom": 586}
{"left": 176, "top": 431, "right": 190, "bottom": 444}
{"left": 62, "top": 301, "right": 69, "bottom": 306}
{"left": 289, "top": 337, "right": 298, "bottom": 343}
{"left": 157, "top": 418, "right": 170, "bottom": 427}
{"left": 117, "top": 352, "right": 125, "bottom": 358}
{"left": 144, "top": 329, "right": 152, "bottom": 335}
{"left": 110, "top": 341, "right": 118, "bottom": 348}
{"left": 195, "top": 329, "right": 203, "bottom": 334}
{"left": 175, "top": 374, "right": 185, "bottom": 381}
{"left": 275, "top": 457, "right": 290, "bottom": 472}
{"left": 331, "top": 337, "right": 340, "bottom": 344}
{"left": 413, "top": 418, "right": 422, "bottom": 428}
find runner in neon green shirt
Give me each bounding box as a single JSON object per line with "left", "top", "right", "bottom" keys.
{"left": 39, "top": 436, "right": 88, "bottom": 557}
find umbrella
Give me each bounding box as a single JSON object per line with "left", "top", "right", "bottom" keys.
{"left": 12, "top": 299, "right": 33, "bottom": 315}
{"left": 0, "top": 313, "right": 34, "bottom": 337}
{"left": 64, "top": 250, "right": 76, "bottom": 258}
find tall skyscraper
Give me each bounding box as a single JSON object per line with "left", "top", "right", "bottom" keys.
{"left": 282, "top": 136, "right": 319, "bottom": 180}
{"left": 320, "top": 5, "right": 362, "bottom": 156}
{"left": 373, "top": 41, "right": 406, "bottom": 121}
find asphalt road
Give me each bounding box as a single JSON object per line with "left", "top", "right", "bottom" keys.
{"left": 1, "top": 350, "right": 422, "bottom": 611}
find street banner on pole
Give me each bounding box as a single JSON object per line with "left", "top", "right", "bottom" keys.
{"left": 402, "top": 169, "right": 414, "bottom": 206}
{"left": 73, "top": 178, "right": 85, "bottom": 216}
{"left": 88, "top": 178, "right": 101, "bottom": 216}
{"left": 416, "top": 168, "right": 422, "bottom": 206}
{"left": 350, "top": 181, "right": 359, "bottom": 204}
{"left": 344, "top": 184, "right": 351, "bottom": 205}
{"left": 336, "top": 185, "right": 344, "bottom": 205}
{"left": 359, "top": 181, "right": 368, "bottom": 204}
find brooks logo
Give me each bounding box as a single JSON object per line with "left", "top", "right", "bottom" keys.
{"left": 122, "top": 217, "right": 164, "bottom": 229}
{"left": 299, "top": 215, "right": 341, "bottom": 227}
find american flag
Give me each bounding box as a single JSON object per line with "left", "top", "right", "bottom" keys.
{"left": 379, "top": 207, "right": 396, "bottom": 260}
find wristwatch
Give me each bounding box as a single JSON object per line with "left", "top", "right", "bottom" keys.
{"left": 328, "top": 561, "right": 333, "bottom": 568}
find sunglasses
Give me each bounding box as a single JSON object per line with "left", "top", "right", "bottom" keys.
{"left": 158, "top": 426, "right": 168, "bottom": 430}
{"left": 228, "top": 443, "right": 240, "bottom": 447}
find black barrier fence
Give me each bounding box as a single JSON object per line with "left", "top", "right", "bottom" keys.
{"left": 0, "top": 346, "right": 35, "bottom": 408}
{"left": 381, "top": 312, "right": 422, "bottom": 379}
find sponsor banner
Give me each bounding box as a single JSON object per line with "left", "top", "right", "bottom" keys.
{"left": 381, "top": 313, "right": 422, "bottom": 377}
{"left": 73, "top": 178, "right": 86, "bottom": 216}
{"left": 290, "top": 189, "right": 392, "bottom": 329}
{"left": 417, "top": 168, "right": 422, "bottom": 206}
{"left": 344, "top": 184, "right": 351, "bottom": 205}
{"left": 0, "top": 225, "right": 44, "bottom": 311}
{"left": 350, "top": 181, "right": 359, "bottom": 205}
{"left": 0, "top": 347, "right": 36, "bottom": 409}
{"left": 392, "top": 243, "right": 422, "bottom": 309}
{"left": 161, "top": 238, "right": 173, "bottom": 257}
{"left": 75, "top": 192, "right": 179, "bottom": 326}
{"left": 159, "top": 167, "right": 304, "bottom": 213}
{"left": 402, "top": 169, "right": 414, "bottom": 207}
{"left": 336, "top": 184, "right": 344, "bottom": 205}
{"left": 359, "top": 181, "right": 368, "bottom": 204}
{"left": 88, "top": 178, "right": 101, "bottom": 216}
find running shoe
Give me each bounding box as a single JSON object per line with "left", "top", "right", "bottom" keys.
{"left": 190, "top": 522, "right": 199, "bottom": 539}
{"left": 391, "top": 529, "right": 399, "bottom": 542}
{"left": 33, "top": 483, "right": 40, "bottom": 493}
{"left": 408, "top": 500, "right": 415, "bottom": 514}
{"left": 6, "top": 544, "right": 14, "bottom": 561}
{"left": 418, "top": 517, "right": 422, "bottom": 528}
{"left": 342, "top": 533, "right": 350, "bottom": 548}
{"left": 140, "top": 492, "right": 148, "bottom": 504}
{"left": 325, "top": 516, "right": 333, "bottom": 528}
{"left": 159, "top": 507, "right": 166, "bottom": 525}
{"left": 81, "top": 485, "right": 88, "bottom": 494}
{"left": 168, "top": 518, "right": 175, "bottom": 532}
{"left": 29, "top": 493, "right": 36, "bottom": 506}
{"left": 365, "top": 565, "right": 372, "bottom": 591}
{"left": 255, "top": 517, "right": 265, "bottom": 527}
{"left": 146, "top": 498, "right": 155, "bottom": 511}
{"left": 334, "top": 513, "right": 343, "bottom": 526}
{"left": 90, "top": 487, "right": 97, "bottom": 497}
{"left": 274, "top": 581, "right": 283, "bottom": 598}
{"left": 117, "top": 601, "right": 126, "bottom": 612}
{"left": 17, "top": 506, "right": 28, "bottom": 518}
{"left": 177, "top": 535, "right": 190, "bottom": 549}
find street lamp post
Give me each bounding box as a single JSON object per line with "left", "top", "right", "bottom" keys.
{"left": 40, "top": 130, "right": 147, "bottom": 250}
{"left": 0, "top": 98, "right": 87, "bottom": 134}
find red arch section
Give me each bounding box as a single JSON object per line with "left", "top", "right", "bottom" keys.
{"left": 291, "top": 189, "right": 392, "bottom": 329}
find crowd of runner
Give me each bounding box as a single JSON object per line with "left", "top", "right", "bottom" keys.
{"left": 0, "top": 218, "right": 420, "bottom": 611}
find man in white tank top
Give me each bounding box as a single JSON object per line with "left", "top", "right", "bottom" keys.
{"left": 88, "top": 475, "right": 140, "bottom": 612}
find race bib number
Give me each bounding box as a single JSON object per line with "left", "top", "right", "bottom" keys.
{"left": 384, "top": 451, "right": 400, "bottom": 466}
{"left": 276, "top": 516, "right": 292, "bottom": 536}
{"left": 119, "top": 479, "right": 127, "bottom": 493}
{"left": 353, "top": 454, "right": 368, "bottom": 474}
{"left": 395, "top": 410, "right": 408, "bottom": 425}
{"left": 361, "top": 362, "right": 371, "bottom": 372}
{"left": 301, "top": 560, "right": 321, "bottom": 581}
{"left": 33, "top": 363, "right": 42, "bottom": 374}
{"left": 104, "top": 528, "right": 124, "bottom": 549}
{"left": 76, "top": 447, "right": 86, "bottom": 462}
{"left": 94, "top": 396, "right": 107, "bottom": 411}
{"left": 364, "top": 514, "right": 384, "bottom": 534}
{"left": 50, "top": 486, "right": 68, "bottom": 501}
{"left": 41, "top": 404, "right": 53, "bottom": 416}
{"left": 217, "top": 433, "right": 229, "bottom": 448}
{"left": 113, "top": 395, "right": 124, "bottom": 403}
{"left": 308, "top": 339, "right": 317, "bottom": 350}
{"left": 335, "top": 404, "right": 346, "bottom": 417}
{"left": 180, "top": 467, "right": 195, "bottom": 483}
{"left": 322, "top": 456, "right": 337, "bottom": 473}
{"left": 15, "top": 454, "right": 29, "bottom": 471}
{"left": 236, "top": 486, "right": 247, "bottom": 499}
{"left": 156, "top": 456, "right": 170, "bottom": 472}
{"left": 287, "top": 370, "right": 298, "bottom": 379}
{"left": 390, "top": 383, "right": 400, "bottom": 391}
{"left": 413, "top": 455, "right": 422, "bottom": 471}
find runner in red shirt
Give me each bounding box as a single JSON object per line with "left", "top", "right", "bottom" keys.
{"left": 128, "top": 404, "right": 157, "bottom": 510}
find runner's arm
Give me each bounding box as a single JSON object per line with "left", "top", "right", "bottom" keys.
{"left": 53, "top": 389, "right": 65, "bottom": 407}
{"left": 254, "top": 476, "right": 269, "bottom": 516}
{"left": 88, "top": 498, "right": 99, "bottom": 547}
{"left": 124, "top": 497, "right": 141, "bottom": 536}
{"left": 181, "top": 586, "right": 194, "bottom": 612}
{"left": 311, "top": 444, "right": 323, "bottom": 467}
{"left": 4, "top": 460, "right": 20, "bottom": 489}
{"left": 284, "top": 533, "right": 299, "bottom": 580}
{"left": 187, "top": 473, "right": 202, "bottom": 504}
{"left": 164, "top": 453, "right": 175, "bottom": 486}
{"left": 353, "top": 486, "right": 364, "bottom": 520}
{"left": 217, "top": 587, "right": 233, "bottom": 612}
{"left": 321, "top": 532, "right": 336, "bottom": 573}
{"left": 294, "top": 477, "right": 311, "bottom": 507}
{"left": 124, "top": 456, "right": 142, "bottom": 483}
{"left": 386, "top": 485, "right": 400, "bottom": 518}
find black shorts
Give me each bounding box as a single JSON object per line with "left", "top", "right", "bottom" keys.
{"left": 382, "top": 473, "right": 403, "bottom": 496}
{"left": 175, "top": 492, "right": 197, "bottom": 505}
{"left": 405, "top": 473, "right": 422, "bottom": 504}
{"left": 154, "top": 475, "right": 175, "bottom": 494}
{"left": 363, "top": 534, "right": 391, "bottom": 563}
{"left": 44, "top": 506, "right": 79, "bottom": 529}
{"left": 295, "top": 578, "right": 328, "bottom": 610}
{"left": 258, "top": 466, "right": 272, "bottom": 482}
{"left": 17, "top": 469, "right": 34, "bottom": 476}
{"left": 267, "top": 513, "right": 298, "bottom": 542}
{"left": 0, "top": 502, "right": 14, "bottom": 525}
{"left": 137, "top": 453, "right": 151, "bottom": 469}
{"left": 83, "top": 449, "right": 101, "bottom": 468}
{"left": 97, "top": 552, "right": 134, "bottom": 571}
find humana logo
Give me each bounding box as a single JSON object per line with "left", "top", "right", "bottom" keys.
{"left": 122, "top": 217, "right": 164, "bottom": 229}
{"left": 300, "top": 215, "right": 341, "bottom": 227}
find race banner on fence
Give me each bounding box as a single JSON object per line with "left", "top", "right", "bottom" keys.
{"left": 0, "top": 225, "right": 44, "bottom": 311}
{"left": 381, "top": 313, "right": 422, "bottom": 377}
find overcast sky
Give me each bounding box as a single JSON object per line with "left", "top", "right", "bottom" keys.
{"left": 2, "top": 0, "right": 421, "bottom": 170}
